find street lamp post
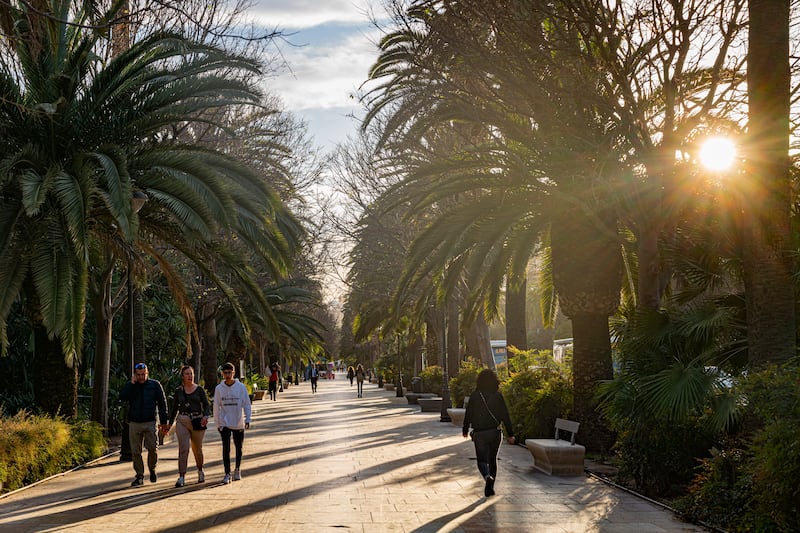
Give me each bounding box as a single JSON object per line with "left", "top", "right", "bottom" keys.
{"left": 120, "top": 190, "right": 148, "bottom": 462}
{"left": 396, "top": 334, "right": 404, "bottom": 398}
{"left": 440, "top": 307, "right": 451, "bottom": 423}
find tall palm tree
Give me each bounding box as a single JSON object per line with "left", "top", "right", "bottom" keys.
{"left": 0, "top": 0, "right": 303, "bottom": 418}
{"left": 742, "top": 0, "right": 795, "bottom": 367}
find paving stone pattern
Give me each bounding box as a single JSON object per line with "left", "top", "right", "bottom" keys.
{"left": 0, "top": 374, "right": 707, "bottom": 532}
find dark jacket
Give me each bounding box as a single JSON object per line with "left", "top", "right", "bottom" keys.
{"left": 120, "top": 379, "right": 168, "bottom": 424}
{"left": 463, "top": 389, "right": 514, "bottom": 437}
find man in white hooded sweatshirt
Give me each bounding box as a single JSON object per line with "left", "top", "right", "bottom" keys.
{"left": 214, "top": 362, "right": 252, "bottom": 484}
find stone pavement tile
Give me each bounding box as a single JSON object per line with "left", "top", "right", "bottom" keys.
{"left": 0, "top": 375, "right": 707, "bottom": 533}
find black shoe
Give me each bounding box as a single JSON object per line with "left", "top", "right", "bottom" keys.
{"left": 131, "top": 476, "right": 144, "bottom": 487}
{"left": 484, "top": 476, "right": 495, "bottom": 497}
{"left": 149, "top": 471, "right": 157, "bottom": 483}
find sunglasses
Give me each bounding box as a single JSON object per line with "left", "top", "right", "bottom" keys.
{"left": 134, "top": 363, "right": 147, "bottom": 370}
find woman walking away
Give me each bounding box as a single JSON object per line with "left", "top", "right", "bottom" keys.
{"left": 214, "top": 362, "right": 251, "bottom": 484}
{"left": 268, "top": 362, "right": 280, "bottom": 401}
{"left": 462, "top": 369, "right": 515, "bottom": 497}
{"left": 168, "top": 365, "right": 211, "bottom": 487}
{"left": 347, "top": 365, "right": 355, "bottom": 386}
{"left": 355, "top": 364, "right": 365, "bottom": 398}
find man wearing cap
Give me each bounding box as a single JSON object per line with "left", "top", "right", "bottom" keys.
{"left": 119, "top": 362, "right": 169, "bottom": 486}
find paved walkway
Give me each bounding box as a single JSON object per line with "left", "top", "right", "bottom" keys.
{"left": 0, "top": 374, "right": 705, "bottom": 532}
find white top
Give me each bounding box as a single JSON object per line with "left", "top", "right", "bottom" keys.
{"left": 213, "top": 379, "right": 251, "bottom": 429}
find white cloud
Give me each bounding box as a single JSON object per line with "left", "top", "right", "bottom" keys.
{"left": 250, "top": 0, "right": 375, "bottom": 30}
{"left": 270, "top": 31, "right": 377, "bottom": 111}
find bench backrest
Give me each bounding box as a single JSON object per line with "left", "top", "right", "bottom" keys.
{"left": 554, "top": 418, "right": 580, "bottom": 445}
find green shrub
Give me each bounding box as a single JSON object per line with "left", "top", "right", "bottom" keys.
{"left": 501, "top": 365, "right": 572, "bottom": 442}
{"left": 679, "top": 363, "right": 800, "bottom": 531}
{"left": 251, "top": 373, "right": 270, "bottom": 390}
{"left": 418, "top": 365, "right": 443, "bottom": 394}
{"left": 0, "top": 411, "right": 106, "bottom": 493}
{"left": 449, "top": 360, "right": 483, "bottom": 408}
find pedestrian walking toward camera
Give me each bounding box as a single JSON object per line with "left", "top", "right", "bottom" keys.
{"left": 309, "top": 364, "right": 319, "bottom": 393}
{"left": 462, "top": 369, "right": 515, "bottom": 497}
{"left": 347, "top": 365, "right": 355, "bottom": 386}
{"left": 355, "top": 364, "right": 366, "bottom": 398}
{"left": 119, "top": 362, "right": 169, "bottom": 487}
{"left": 167, "top": 365, "right": 211, "bottom": 487}
{"left": 214, "top": 362, "right": 251, "bottom": 484}
{"left": 268, "top": 362, "right": 280, "bottom": 401}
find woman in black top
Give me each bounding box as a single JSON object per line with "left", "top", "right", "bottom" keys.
{"left": 167, "top": 365, "right": 211, "bottom": 487}
{"left": 462, "top": 369, "right": 516, "bottom": 497}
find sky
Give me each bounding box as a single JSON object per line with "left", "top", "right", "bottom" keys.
{"left": 249, "top": 0, "right": 385, "bottom": 152}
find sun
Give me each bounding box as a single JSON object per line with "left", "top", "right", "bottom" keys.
{"left": 699, "top": 136, "right": 737, "bottom": 171}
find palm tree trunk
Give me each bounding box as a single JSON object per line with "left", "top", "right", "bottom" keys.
{"left": 506, "top": 275, "right": 527, "bottom": 352}
{"left": 198, "top": 299, "right": 219, "bottom": 397}
{"left": 570, "top": 313, "right": 614, "bottom": 453}
{"left": 743, "top": 0, "right": 795, "bottom": 367}
{"left": 33, "top": 323, "right": 79, "bottom": 418}
{"left": 464, "top": 311, "right": 493, "bottom": 369}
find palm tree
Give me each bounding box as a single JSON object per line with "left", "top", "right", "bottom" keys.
{"left": 741, "top": 0, "right": 795, "bottom": 367}
{"left": 0, "top": 0, "right": 303, "bottom": 419}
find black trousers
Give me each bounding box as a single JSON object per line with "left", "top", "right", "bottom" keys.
{"left": 219, "top": 427, "right": 245, "bottom": 473}
{"left": 472, "top": 428, "right": 502, "bottom": 478}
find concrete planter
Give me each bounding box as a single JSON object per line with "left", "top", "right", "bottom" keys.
{"left": 405, "top": 392, "right": 437, "bottom": 405}
{"left": 384, "top": 383, "right": 396, "bottom": 391}
{"left": 446, "top": 408, "right": 465, "bottom": 427}
{"left": 418, "top": 397, "right": 443, "bottom": 412}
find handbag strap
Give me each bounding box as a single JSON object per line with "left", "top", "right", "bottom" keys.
{"left": 479, "top": 392, "right": 501, "bottom": 427}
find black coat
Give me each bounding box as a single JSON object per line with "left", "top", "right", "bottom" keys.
{"left": 463, "top": 389, "right": 514, "bottom": 436}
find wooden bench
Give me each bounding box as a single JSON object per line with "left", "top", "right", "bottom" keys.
{"left": 525, "top": 418, "right": 585, "bottom": 476}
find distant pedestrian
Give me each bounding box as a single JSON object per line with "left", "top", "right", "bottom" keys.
{"left": 268, "top": 362, "right": 280, "bottom": 401}
{"left": 214, "top": 362, "right": 251, "bottom": 484}
{"left": 347, "top": 366, "right": 355, "bottom": 385}
{"left": 119, "top": 362, "right": 169, "bottom": 487}
{"left": 355, "top": 364, "right": 365, "bottom": 398}
{"left": 168, "top": 365, "right": 210, "bottom": 487}
{"left": 462, "top": 369, "right": 515, "bottom": 497}
{"left": 309, "top": 365, "right": 319, "bottom": 393}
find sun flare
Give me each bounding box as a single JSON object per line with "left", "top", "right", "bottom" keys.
{"left": 699, "top": 137, "right": 737, "bottom": 171}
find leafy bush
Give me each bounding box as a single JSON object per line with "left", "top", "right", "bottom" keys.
{"left": 0, "top": 411, "right": 106, "bottom": 493}
{"left": 251, "top": 373, "right": 270, "bottom": 390}
{"left": 502, "top": 366, "right": 572, "bottom": 442}
{"left": 418, "top": 365, "right": 443, "bottom": 394}
{"left": 449, "top": 360, "right": 483, "bottom": 408}
{"left": 678, "top": 363, "right": 800, "bottom": 531}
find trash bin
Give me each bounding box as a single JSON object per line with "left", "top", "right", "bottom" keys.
{"left": 411, "top": 376, "right": 423, "bottom": 393}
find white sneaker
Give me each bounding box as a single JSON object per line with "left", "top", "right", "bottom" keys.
{"left": 198, "top": 470, "right": 205, "bottom": 483}
{"left": 175, "top": 476, "right": 185, "bottom": 488}
{"left": 222, "top": 473, "right": 231, "bottom": 484}
{"left": 233, "top": 469, "right": 241, "bottom": 481}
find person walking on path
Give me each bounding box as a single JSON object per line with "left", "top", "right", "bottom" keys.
{"left": 268, "top": 362, "right": 280, "bottom": 401}
{"left": 118, "top": 362, "right": 169, "bottom": 487}
{"left": 355, "top": 364, "right": 365, "bottom": 398}
{"left": 309, "top": 364, "right": 319, "bottom": 393}
{"left": 213, "top": 362, "right": 251, "bottom": 484}
{"left": 347, "top": 365, "right": 355, "bottom": 386}
{"left": 462, "top": 369, "right": 516, "bottom": 497}
{"left": 167, "top": 365, "right": 210, "bottom": 487}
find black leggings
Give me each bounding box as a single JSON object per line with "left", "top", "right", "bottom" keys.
{"left": 472, "top": 428, "right": 502, "bottom": 478}
{"left": 220, "top": 427, "right": 245, "bottom": 474}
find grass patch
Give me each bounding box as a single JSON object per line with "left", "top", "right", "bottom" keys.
{"left": 0, "top": 410, "right": 106, "bottom": 493}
